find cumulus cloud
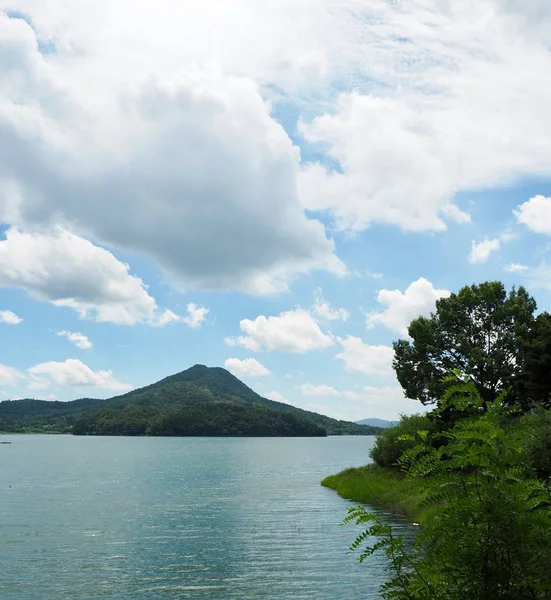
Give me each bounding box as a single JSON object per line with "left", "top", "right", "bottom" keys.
{"left": 0, "top": 364, "right": 23, "bottom": 385}
{"left": 57, "top": 330, "right": 93, "bottom": 350}
{"left": 300, "top": 383, "right": 340, "bottom": 397}
{"left": 296, "top": 382, "right": 421, "bottom": 421}
{"left": 468, "top": 238, "right": 501, "bottom": 264}
{"left": 298, "top": 2, "right": 551, "bottom": 233}
{"left": 515, "top": 195, "right": 551, "bottom": 234}
{"left": 336, "top": 336, "right": 395, "bottom": 378}
{"left": 505, "top": 263, "right": 528, "bottom": 273}
{"left": 224, "top": 357, "right": 271, "bottom": 378}
{"left": 225, "top": 308, "right": 334, "bottom": 353}
{"left": 0, "top": 309, "right": 22, "bottom": 325}
{"left": 340, "top": 386, "right": 422, "bottom": 421}
{"left": 312, "top": 288, "right": 349, "bottom": 321}
{"left": 0, "top": 228, "right": 179, "bottom": 325}
{"left": 0, "top": 10, "right": 343, "bottom": 294}
{"left": 27, "top": 359, "right": 131, "bottom": 391}
{"left": 520, "top": 264, "right": 551, "bottom": 292}
{"left": 366, "top": 278, "right": 450, "bottom": 336}
{"left": 2, "top": 1, "right": 551, "bottom": 260}
{"left": 264, "top": 390, "right": 290, "bottom": 403}
{"left": 182, "top": 303, "right": 209, "bottom": 328}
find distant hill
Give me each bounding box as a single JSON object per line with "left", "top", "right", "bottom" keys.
{"left": 0, "top": 365, "right": 382, "bottom": 437}
{"left": 356, "top": 418, "right": 398, "bottom": 428}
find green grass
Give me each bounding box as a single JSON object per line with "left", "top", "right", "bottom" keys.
{"left": 322, "top": 463, "right": 430, "bottom": 523}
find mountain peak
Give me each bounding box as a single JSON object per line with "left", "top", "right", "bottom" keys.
{"left": 158, "top": 364, "right": 262, "bottom": 402}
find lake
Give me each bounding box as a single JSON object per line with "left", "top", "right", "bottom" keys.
{"left": 1, "top": 435, "right": 409, "bottom": 599}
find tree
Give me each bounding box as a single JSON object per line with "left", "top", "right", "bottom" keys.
{"left": 346, "top": 383, "right": 551, "bottom": 599}
{"left": 393, "top": 281, "right": 536, "bottom": 410}
{"left": 518, "top": 312, "right": 551, "bottom": 409}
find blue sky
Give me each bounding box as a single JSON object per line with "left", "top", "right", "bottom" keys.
{"left": 1, "top": 1, "right": 551, "bottom": 420}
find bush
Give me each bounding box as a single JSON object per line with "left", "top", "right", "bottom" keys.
{"left": 370, "top": 413, "right": 437, "bottom": 469}
{"left": 521, "top": 409, "right": 551, "bottom": 480}
{"left": 349, "top": 387, "right": 551, "bottom": 600}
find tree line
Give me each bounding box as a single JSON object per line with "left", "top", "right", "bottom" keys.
{"left": 349, "top": 281, "right": 551, "bottom": 599}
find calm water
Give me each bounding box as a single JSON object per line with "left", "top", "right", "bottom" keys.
{"left": 1, "top": 435, "right": 408, "bottom": 599}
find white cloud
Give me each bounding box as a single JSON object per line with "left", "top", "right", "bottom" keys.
{"left": 295, "top": 382, "right": 422, "bottom": 421}
{"left": 225, "top": 308, "right": 334, "bottom": 353}
{"left": 521, "top": 264, "right": 551, "bottom": 292}
{"left": 0, "top": 228, "right": 178, "bottom": 325}
{"left": 2, "top": 1, "right": 551, "bottom": 257}
{"left": 0, "top": 10, "right": 343, "bottom": 294}
{"left": 265, "top": 390, "right": 290, "bottom": 404}
{"left": 224, "top": 357, "right": 271, "bottom": 378}
{"left": 57, "top": 330, "right": 93, "bottom": 350}
{"left": 515, "top": 195, "right": 551, "bottom": 234}
{"left": 312, "top": 288, "right": 349, "bottom": 321}
{"left": 298, "top": 3, "right": 551, "bottom": 234}
{"left": 468, "top": 238, "right": 500, "bottom": 264}
{"left": 340, "top": 386, "right": 422, "bottom": 421}
{"left": 27, "top": 359, "right": 132, "bottom": 391}
{"left": 336, "top": 336, "right": 395, "bottom": 378}
{"left": 182, "top": 303, "right": 209, "bottom": 329}
{"left": 505, "top": 263, "right": 528, "bottom": 273}
{"left": 0, "top": 364, "right": 23, "bottom": 385}
{"left": 300, "top": 383, "right": 340, "bottom": 397}
{"left": 0, "top": 309, "right": 22, "bottom": 325}
{"left": 366, "top": 278, "right": 450, "bottom": 336}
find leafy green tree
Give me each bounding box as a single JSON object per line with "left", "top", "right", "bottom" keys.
{"left": 393, "top": 281, "right": 536, "bottom": 410}
{"left": 345, "top": 382, "right": 551, "bottom": 600}
{"left": 518, "top": 312, "right": 551, "bottom": 409}
{"left": 521, "top": 408, "right": 551, "bottom": 481}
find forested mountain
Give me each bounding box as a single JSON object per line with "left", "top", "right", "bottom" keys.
{"left": 0, "top": 365, "right": 381, "bottom": 437}
{"left": 356, "top": 418, "right": 398, "bottom": 428}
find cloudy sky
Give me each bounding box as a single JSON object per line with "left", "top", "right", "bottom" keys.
{"left": 1, "top": 1, "right": 551, "bottom": 420}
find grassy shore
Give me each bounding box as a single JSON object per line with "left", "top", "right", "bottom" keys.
{"left": 322, "top": 463, "right": 430, "bottom": 522}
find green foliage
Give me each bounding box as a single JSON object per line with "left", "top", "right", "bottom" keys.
{"left": 3, "top": 365, "right": 378, "bottom": 437}
{"left": 0, "top": 398, "right": 103, "bottom": 432}
{"left": 346, "top": 384, "right": 551, "bottom": 600}
{"left": 518, "top": 312, "right": 551, "bottom": 409}
{"left": 370, "top": 414, "right": 438, "bottom": 469}
{"left": 74, "top": 401, "right": 327, "bottom": 437}
{"left": 322, "top": 464, "right": 427, "bottom": 522}
{"left": 520, "top": 409, "right": 551, "bottom": 481}
{"left": 393, "top": 281, "right": 537, "bottom": 410}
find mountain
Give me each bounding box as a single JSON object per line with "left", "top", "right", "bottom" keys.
{"left": 0, "top": 365, "right": 382, "bottom": 437}
{"left": 356, "top": 418, "right": 398, "bottom": 428}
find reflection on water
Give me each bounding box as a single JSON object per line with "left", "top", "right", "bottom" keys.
{"left": 1, "top": 435, "right": 412, "bottom": 599}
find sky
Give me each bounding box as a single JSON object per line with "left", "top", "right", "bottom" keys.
{"left": 1, "top": 1, "right": 551, "bottom": 421}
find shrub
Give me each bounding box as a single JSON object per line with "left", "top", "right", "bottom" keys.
{"left": 521, "top": 409, "right": 551, "bottom": 480}
{"left": 370, "top": 413, "right": 437, "bottom": 469}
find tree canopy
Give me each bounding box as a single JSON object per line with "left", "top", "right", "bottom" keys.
{"left": 347, "top": 382, "right": 551, "bottom": 599}
{"left": 518, "top": 312, "right": 551, "bottom": 409}
{"left": 393, "top": 281, "right": 537, "bottom": 410}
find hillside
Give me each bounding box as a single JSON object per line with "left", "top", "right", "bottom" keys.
{"left": 0, "top": 365, "right": 382, "bottom": 437}
{"left": 356, "top": 418, "right": 398, "bottom": 428}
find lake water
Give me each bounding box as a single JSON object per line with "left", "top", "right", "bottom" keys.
{"left": 1, "top": 435, "right": 409, "bottom": 599}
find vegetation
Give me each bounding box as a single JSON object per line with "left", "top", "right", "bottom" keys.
{"left": 393, "top": 282, "right": 537, "bottom": 410}
{"left": 346, "top": 384, "right": 551, "bottom": 599}
{"left": 324, "top": 281, "right": 551, "bottom": 599}
{"left": 322, "top": 464, "right": 426, "bottom": 521}
{"left": 73, "top": 401, "right": 327, "bottom": 437}
{"left": 0, "top": 365, "right": 381, "bottom": 437}
{"left": 369, "top": 414, "right": 439, "bottom": 470}
{"left": 518, "top": 311, "right": 551, "bottom": 408}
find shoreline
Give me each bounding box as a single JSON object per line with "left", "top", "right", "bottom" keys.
{"left": 321, "top": 463, "right": 430, "bottom": 523}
